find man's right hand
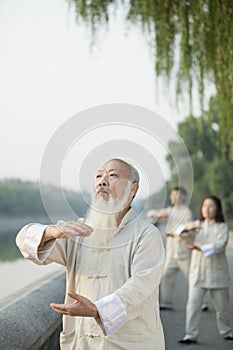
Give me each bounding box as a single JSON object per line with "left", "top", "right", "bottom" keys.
{"left": 184, "top": 226, "right": 200, "bottom": 233}
{"left": 162, "top": 231, "right": 174, "bottom": 237}
{"left": 41, "top": 220, "right": 93, "bottom": 243}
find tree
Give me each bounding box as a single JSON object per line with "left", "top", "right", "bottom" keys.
{"left": 166, "top": 107, "right": 233, "bottom": 222}
{"left": 69, "top": 0, "right": 233, "bottom": 158}
{"left": 0, "top": 179, "right": 88, "bottom": 218}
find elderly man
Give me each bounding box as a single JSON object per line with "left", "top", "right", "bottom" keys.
{"left": 16, "top": 158, "right": 165, "bottom": 350}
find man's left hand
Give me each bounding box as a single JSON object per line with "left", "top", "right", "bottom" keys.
{"left": 50, "top": 291, "right": 98, "bottom": 318}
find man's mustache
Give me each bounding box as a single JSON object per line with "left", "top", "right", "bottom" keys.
{"left": 96, "top": 187, "right": 111, "bottom": 195}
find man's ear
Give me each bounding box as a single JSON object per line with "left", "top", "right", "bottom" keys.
{"left": 130, "top": 182, "right": 139, "bottom": 199}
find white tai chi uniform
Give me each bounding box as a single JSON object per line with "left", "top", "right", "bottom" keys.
{"left": 159, "top": 205, "right": 193, "bottom": 308}
{"left": 16, "top": 209, "right": 165, "bottom": 350}
{"left": 184, "top": 219, "right": 232, "bottom": 339}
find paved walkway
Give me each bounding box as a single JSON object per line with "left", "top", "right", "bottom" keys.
{"left": 160, "top": 233, "right": 233, "bottom": 350}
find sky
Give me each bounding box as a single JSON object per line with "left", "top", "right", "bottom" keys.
{"left": 0, "top": 0, "right": 204, "bottom": 199}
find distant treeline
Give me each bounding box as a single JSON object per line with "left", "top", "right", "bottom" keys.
{"left": 165, "top": 102, "right": 233, "bottom": 228}
{"left": 0, "top": 179, "right": 89, "bottom": 218}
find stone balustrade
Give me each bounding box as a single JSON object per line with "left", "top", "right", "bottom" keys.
{"left": 0, "top": 271, "right": 65, "bottom": 350}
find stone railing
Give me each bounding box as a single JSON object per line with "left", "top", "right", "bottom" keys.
{"left": 0, "top": 271, "right": 65, "bottom": 350}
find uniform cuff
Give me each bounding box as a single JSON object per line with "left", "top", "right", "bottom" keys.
{"left": 201, "top": 243, "right": 215, "bottom": 258}
{"left": 173, "top": 224, "right": 186, "bottom": 236}
{"left": 95, "top": 293, "right": 128, "bottom": 336}
{"left": 146, "top": 209, "right": 156, "bottom": 218}
{"left": 24, "top": 224, "right": 48, "bottom": 259}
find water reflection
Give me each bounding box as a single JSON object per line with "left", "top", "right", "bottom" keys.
{"left": 0, "top": 231, "right": 21, "bottom": 261}
{"left": 0, "top": 228, "right": 63, "bottom": 299}
{"left": 0, "top": 258, "right": 63, "bottom": 299}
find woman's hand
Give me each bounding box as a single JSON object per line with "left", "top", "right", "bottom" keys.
{"left": 186, "top": 243, "right": 201, "bottom": 251}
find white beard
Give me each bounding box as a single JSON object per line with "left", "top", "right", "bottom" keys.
{"left": 85, "top": 182, "right": 132, "bottom": 229}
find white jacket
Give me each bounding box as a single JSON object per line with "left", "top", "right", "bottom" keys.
{"left": 16, "top": 209, "right": 165, "bottom": 350}
{"left": 164, "top": 205, "right": 193, "bottom": 260}
{"left": 188, "top": 220, "right": 230, "bottom": 289}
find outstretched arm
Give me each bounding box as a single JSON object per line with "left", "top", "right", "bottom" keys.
{"left": 146, "top": 209, "right": 169, "bottom": 221}
{"left": 16, "top": 219, "right": 93, "bottom": 264}
{"left": 39, "top": 220, "right": 93, "bottom": 248}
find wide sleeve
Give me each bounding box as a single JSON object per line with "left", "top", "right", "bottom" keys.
{"left": 16, "top": 223, "right": 67, "bottom": 266}
{"left": 147, "top": 206, "right": 172, "bottom": 219}
{"left": 173, "top": 219, "right": 200, "bottom": 237}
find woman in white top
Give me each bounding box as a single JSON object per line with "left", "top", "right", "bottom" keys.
{"left": 178, "top": 195, "right": 233, "bottom": 344}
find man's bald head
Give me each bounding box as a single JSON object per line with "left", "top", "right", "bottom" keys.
{"left": 101, "top": 158, "right": 139, "bottom": 184}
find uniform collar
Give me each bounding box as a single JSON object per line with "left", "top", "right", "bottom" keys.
{"left": 204, "top": 219, "right": 215, "bottom": 225}
{"left": 118, "top": 207, "right": 136, "bottom": 228}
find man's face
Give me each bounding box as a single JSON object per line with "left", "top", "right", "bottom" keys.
{"left": 86, "top": 159, "right": 138, "bottom": 228}
{"left": 170, "top": 190, "right": 185, "bottom": 205}
{"left": 94, "top": 159, "right": 132, "bottom": 203}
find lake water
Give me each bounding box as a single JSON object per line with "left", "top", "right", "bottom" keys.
{"left": 0, "top": 226, "right": 63, "bottom": 300}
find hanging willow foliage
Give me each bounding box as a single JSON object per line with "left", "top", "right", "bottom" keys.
{"left": 68, "top": 0, "right": 233, "bottom": 159}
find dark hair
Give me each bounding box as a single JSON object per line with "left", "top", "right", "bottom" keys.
{"left": 200, "top": 195, "right": 225, "bottom": 222}
{"left": 172, "top": 187, "right": 187, "bottom": 197}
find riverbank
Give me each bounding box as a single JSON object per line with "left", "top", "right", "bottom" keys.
{"left": 0, "top": 215, "right": 77, "bottom": 234}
